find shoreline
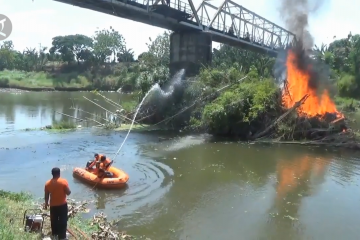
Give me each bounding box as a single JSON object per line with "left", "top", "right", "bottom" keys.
{"left": 18, "top": 123, "right": 165, "bottom": 133}
{"left": 0, "top": 190, "right": 137, "bottom": 239}
{"left": 16, "top": 124, "right": 360, "bottom": 151}
{"left": 0, "top": 86, "right": 118, "bottom": 93}
{"left": 1, "top": 87, "right": 356, "bottom": 112}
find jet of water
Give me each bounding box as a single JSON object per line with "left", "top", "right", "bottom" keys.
{"left": 112, "top": 84, "right": 160, "bottom": 161}
{"left": 112, "top": 69, "right": 185, "bottom": 162}
{"left": 145, "top": 69, "right": 185, "bottom": 102}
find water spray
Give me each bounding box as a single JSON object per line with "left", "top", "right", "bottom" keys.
{"left": 111, "top": 84, "right": 158, "bottom": 162}
{"left": 111, "top": 69, "right": 185, "bottom": 162}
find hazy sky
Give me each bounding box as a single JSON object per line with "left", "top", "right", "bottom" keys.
{"left": 1, "top": 0, "right": 359, "bottom": 56}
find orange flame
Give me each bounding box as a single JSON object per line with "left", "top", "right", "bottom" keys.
{"left": 282, "top": 50, "right": 343, "bottom": 118}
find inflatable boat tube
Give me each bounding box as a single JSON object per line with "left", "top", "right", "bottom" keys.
{"left": 73, "top": 166, "right": 129, "bottom": 189}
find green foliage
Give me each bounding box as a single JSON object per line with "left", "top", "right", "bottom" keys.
{"left": 337, "top": 74, "right": 358, "bottom": 97}
{"left": 121, "top": 100, "right": 138, "bottom": 112}
{"left": 0, "top": 70, "right": 92, "bottom": 89}
{"left": 0, "top": 190, "right": 31, "bottom": 202}
{"left": 0, "top": 190, "right": 98, "bottom": 239}
{"left": 52, "top": 121, "right": 76, "bottom": 130}
{"left": 144, "top": 31, "right": 170, "bottom": 67}
{"left": 0, "top": 41, "right": 17, "bottom": 70}
{"left": 334, "top": 96, "right": 358, "bottom": 112}
{"left": 93, "top": 27, "right": 125, "bottom": 63}
{"left": 117, "top": 47, "right": 135, "bottom": 62}
{"left": 315, "top": 33, "right": 360, "bottom": 98}
{"left": 212, "top": 44, "right": 275, "bottom": 77}
{"left": 0, "top": 41, "right": 48, "bottom": 72}
{"left": 0, "top": 191, "right": 38, "bottom": 240}
{"left": 49, "top": 34, "right": 93, "bottom": 64}
{"left": 2, "top": 27, "right": 360, "bottom": 138}
{"left": 201, "top": 75, "right": 280, "bottom": 138}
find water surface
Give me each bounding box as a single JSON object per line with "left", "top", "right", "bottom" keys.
{"left": 0, "top": 91, "right": 360, "bottom": 240}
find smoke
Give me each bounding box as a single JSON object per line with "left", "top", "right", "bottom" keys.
{"left": 280, "top": 0, "right": 324, "bottom": 50}
{"left": 275, "top": 0, "right": 331, "bottom": 92}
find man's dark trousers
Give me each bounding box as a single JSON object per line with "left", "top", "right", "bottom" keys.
{"left": 50, "top": 203, "right": 68, "bottom": 239}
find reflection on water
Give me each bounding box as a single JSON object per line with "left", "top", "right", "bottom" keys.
{"left": 124, "top": 142, "right": 360, "bottom": 240}
{"left": 1, "top": 92, "right": 360, "bottom": 240}
{"left": 0, "top": 92, "right": 134, "bottom": 133}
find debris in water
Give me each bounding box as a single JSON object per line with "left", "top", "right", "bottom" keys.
{"left": 34, "top": 199, "right": 139, "bottom": 240}
{"left": 90, "top": 212, "right": 135, "bottom": 240}
{"left": 284, "top": 215, "right": 298, "bottom": 221}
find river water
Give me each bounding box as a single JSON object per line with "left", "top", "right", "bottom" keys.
{"left": 1, "top": 91, "right": 360, "bottom": 240}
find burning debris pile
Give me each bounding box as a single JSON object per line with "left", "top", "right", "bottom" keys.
{"left": 251, "top": 46, "right": 360, "bottom": 149}
{"left": 247, "top": 0, "right": 360, "bottom": 149}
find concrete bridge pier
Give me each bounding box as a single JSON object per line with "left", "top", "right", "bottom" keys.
{"left": 169, "top": 30, "right": 212, "bottom": 77}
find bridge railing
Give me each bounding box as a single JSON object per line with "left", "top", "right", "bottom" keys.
{"left": 192, "top": 0, "right": 296, "bottom": 49}
{"left": 215, "top": 24, "right": 288, "bottom": 49}
{"left": 170, "top": 0, "right": 192, "bottom": 15}
{"left": 145, "top": 0, "right": 193, "bottom": 15}
{"left": 93, "top": 0, "right": 295, "bottom": 50}
{"left": 199, "top": 16, "right": 209, "bottom": 26}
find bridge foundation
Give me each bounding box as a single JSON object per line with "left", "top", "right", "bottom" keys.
{"left": 169, "top": 31, "right": 212, "bottom": 77}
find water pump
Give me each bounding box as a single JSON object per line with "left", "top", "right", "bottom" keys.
{"left": 23, "top": 209, "right": 44, "bottom": 233}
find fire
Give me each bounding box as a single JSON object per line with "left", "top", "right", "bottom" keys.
{"left": 282, "top": 50, "right": 343, "bottom": 118}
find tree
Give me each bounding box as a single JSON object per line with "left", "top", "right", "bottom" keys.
{"left": 0, "top": 41, "right": 17, "bottom": 70}
{"left": 47, "top": 51, "right": 62, "bottom": 62}
{"left": 212, "top": 44, "right": 274, "bottom": 77}
{"left": 322, "top": 33, "right": 360, "bottom": 97}
{"left": 93, "top": 27, "right": 125, "bottom": 63}
{"left": 49, "top": 34, "right": 93, "bottom": 64}
{"left": 117, "top": 47, "right": 135, "bottom": 62}
{"left": 20, "top": 47, "right": 48, "bottom": 71}
{"left": 144, "top": 31, "right": 170, "bottom": 67}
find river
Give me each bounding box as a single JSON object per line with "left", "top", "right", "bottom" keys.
{"left": 1, "top": 91, "right": 360, "bottom": 240}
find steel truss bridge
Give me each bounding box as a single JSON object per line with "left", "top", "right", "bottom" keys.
{"left": 54, "top": 0, "right": 296, "bottom": 56}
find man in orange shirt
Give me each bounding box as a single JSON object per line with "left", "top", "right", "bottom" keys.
{"left": 86, "top": 153, "right": 102, "bottom": 170}
{"left": 44, "top": 167, "right": 71, "bottom": 240}
{"left": 96, "top": 155, "right": 113, "bottom": 178}
{"left": 99, "top": 155, "right": 112, "bottom": 170}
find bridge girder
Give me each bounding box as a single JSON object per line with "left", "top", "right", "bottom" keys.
{"left": 150, "top": 0, "right": 201, "bottom": 27}
{"left": 52, "top": 0, "right": 296, "bottom": 54}
{"left": 192, "top": 0, "right": 296, "bottom": 49}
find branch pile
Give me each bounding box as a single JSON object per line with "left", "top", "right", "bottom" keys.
{"left": 38, "top": 200, "right": 139, "bottom": 240}
{"left": 251, "top": 93, "right": 360, "bottom": 150}
{"left": 67, "top": 199, "right": 91, "bottom": 218}
{"left": 90, "top": 212, "right": 135, "bottom": 240}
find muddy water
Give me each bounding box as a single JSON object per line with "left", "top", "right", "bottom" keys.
{"left": 1, "top": 91, "right": 360, "bottom": 240}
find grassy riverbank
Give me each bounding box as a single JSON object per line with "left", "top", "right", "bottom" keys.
{"left": 22, "top": 121, "right": 78, "bottom": 132}
{"left": 114, "top": 124, "right": 158, "bottom": 132}
{"left": 0, "top": 190, "right": 96, "bottom": 239}
{"left": 21, "top": 122, "right": 160, "bottom": 132}
{"left": 0, "top": 70, "right": 94, "bottom": 91}
{"left": 335, "top": 96, "right": 359, "bottom": 112}
{"left": 0, "top": 68, "right": 132, "bottom": 92}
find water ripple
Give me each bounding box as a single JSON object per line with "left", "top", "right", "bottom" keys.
{"left": 84, "top": 158, "right": 174, "bottom": 226}
{"left": 0, "top": 130, "right": 174, "bottom": 224}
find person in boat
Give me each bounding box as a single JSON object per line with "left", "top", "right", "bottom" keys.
{"left": 86, "top": 153, "right": 102, "bottom": 170}
{"left": 96, "top": 155, "right": 114, "bottom": 178}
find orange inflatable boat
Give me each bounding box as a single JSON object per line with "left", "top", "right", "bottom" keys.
{"left": 73, "top": 166, "right": 129, "bottom": 189}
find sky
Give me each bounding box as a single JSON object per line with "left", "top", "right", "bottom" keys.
{"left": 1, "top": 0, "right": 359, "bottom": 57}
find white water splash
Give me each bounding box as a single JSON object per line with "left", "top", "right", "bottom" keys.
{"left": 112, "top": 69, "right": 185, "bottom": 161}
{"left": 112, "top": 84, "right": 159, "bottom": 160}
{"left": 147, "top": 69, "right": 185, "bottom": 101}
